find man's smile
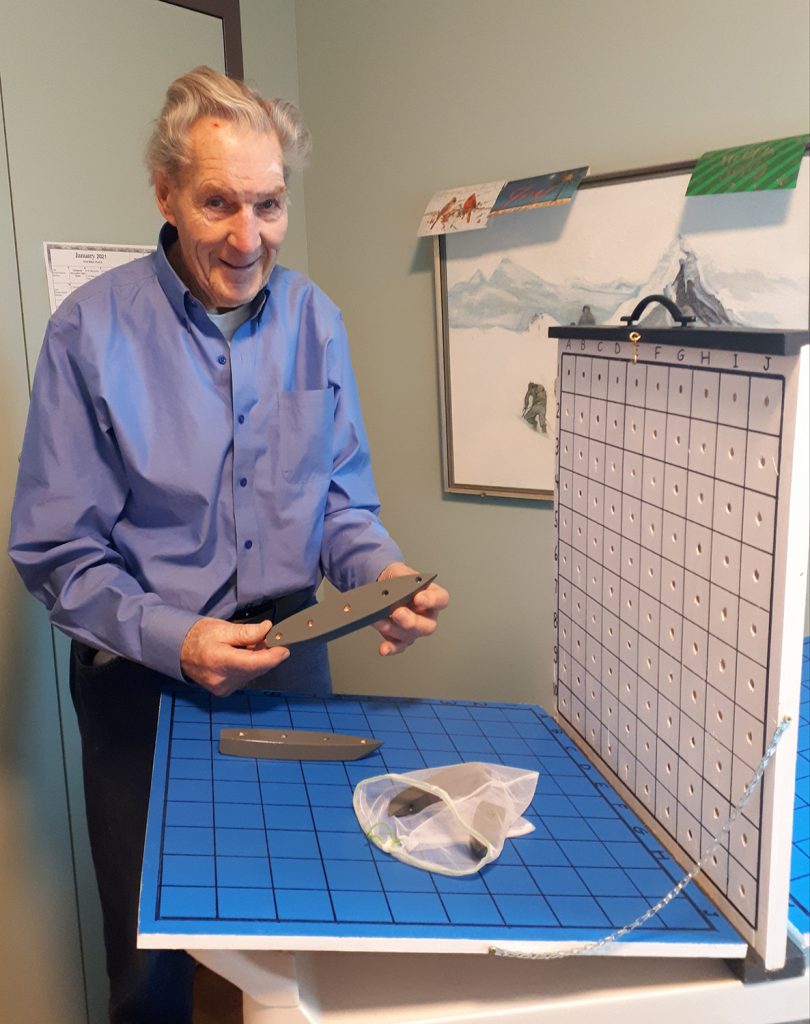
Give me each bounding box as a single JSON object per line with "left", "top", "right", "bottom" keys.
{"left": 220, "top": 256, "right": 261, "bottom": 270}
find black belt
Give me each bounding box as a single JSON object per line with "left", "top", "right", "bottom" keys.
{"left": 229, "top": 587, "right": 315, "bottom": 625}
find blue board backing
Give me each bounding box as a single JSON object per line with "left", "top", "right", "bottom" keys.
{"left": 140, "top": 687, "right": 750, "bottom": 953}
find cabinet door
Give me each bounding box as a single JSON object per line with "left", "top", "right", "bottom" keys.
{"left": 0, "top": 4, "right": 230, "bottom": 1020}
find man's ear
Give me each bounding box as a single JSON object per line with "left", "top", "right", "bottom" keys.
{"left": 154, "top": 174, "right": 176, "bottom": 225}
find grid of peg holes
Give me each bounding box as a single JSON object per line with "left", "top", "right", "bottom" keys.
{"left": 555, "top": 352, "right": 784, "bottom": 928}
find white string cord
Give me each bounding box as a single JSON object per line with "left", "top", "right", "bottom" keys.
{"left": 489, "top": 715, "right": 792, "bottom": 959}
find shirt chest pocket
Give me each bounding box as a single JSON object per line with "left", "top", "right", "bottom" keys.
{"left": 279, "top": 388, "right": 335, "bottom": 483}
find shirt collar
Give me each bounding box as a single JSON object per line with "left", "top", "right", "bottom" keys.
{"left": 154, "top": 223, "right": 270, "bottom": 323}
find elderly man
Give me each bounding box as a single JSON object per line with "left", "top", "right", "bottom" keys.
{"left": 9, "top": 66, "right": 448, "bottom": 1024}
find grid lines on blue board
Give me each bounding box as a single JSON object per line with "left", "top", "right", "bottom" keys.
{"left": 139, "top": 687, "right": 743, "bottom": 950}
{"left": 788, "top": 637, "right": 809, "bottom": 941}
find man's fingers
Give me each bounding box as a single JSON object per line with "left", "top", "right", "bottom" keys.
{"left": 180, "top": 615, "right": 291, "bottom": 693}
{"left": 389, "top": 606, "right": 420, "bottom": 630}
{"left": 376, "top": 605, "right": 438, "bottom": 640}
{"left": 232, "top": 619, "right": 274, "bottom": 649}
{"left": 378, "top": 637, "right": 408, "bottom": 658}
{"left": 411, "top": 582, "right": 450, "bottom": 613}
{"left": 204, "top": 645, "right": 291, "bottom": 694}
{"left": 221, "top": 642, "right": 290, "bottom": 671}
{"left": 194, "top": 644, "right": 291, "bottom": 695}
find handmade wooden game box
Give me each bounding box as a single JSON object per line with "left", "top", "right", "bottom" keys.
{"left": 138, "top": 308, "right": 808, "bottom": 978}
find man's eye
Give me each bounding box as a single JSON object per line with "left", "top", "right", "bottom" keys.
{"left": 259, "top": 198, "right": 283, "bottom": 214}
{"left": 205, "top": 197, "right": 225, "bottom": 210}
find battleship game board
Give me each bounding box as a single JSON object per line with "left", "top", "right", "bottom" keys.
{"left": 550, "top": 326, "right": 808, "bottom": 968}
{"left": 139, "top": 639, "right": 808, "bottom": 959}
{"left": 139, "top": 328, "right": 807, "bottom": 971}
{"left": 139, "top": 686, "right": 745, "bottom": 956}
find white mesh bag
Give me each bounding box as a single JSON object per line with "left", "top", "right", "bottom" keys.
{"left": 353, "top": 762, "right": 538, "bottom": 876}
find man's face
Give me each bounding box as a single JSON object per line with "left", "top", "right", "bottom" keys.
{"left": 156, "top": 117, "right": 288, "bottom": 311}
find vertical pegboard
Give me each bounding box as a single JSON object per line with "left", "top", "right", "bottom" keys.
{"left": 551, "top": 328, "right": 808, "bottom": 968}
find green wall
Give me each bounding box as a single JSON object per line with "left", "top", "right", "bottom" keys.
{"left": 294, "top": 0, "right": 810, "bottom": 707}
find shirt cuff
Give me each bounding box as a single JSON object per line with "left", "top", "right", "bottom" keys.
{"left": 341, "top": 541, "right": 406, "bottom": 591}
{"left": 140, "top": 603, "right": 201, "bottom": 681}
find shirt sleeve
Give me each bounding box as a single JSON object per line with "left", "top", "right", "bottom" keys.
{"left": 8, "top": 311, "right": 198, "bottom": 679}
{"left": 319, "top": 313, "right": 404, "bottom": 590}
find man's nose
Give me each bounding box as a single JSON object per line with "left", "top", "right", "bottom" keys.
{"left": 227, "top": 208, "right": 261, "bottom": 253}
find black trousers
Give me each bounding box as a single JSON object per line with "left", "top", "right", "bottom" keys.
{"left": 69, "top": 596, "right": 330, "bottom": 1023}
{"left": 70, "top": 643, "right": 196, "bottom": 1024}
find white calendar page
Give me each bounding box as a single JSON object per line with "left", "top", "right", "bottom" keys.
{"left": 552, "top": 332, "right": 808, "bottom": 968}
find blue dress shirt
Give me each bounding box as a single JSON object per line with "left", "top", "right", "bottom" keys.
{"left": 9, "top": 225, "right": 402, "bottom": 680}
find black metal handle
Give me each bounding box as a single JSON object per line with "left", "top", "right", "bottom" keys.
{"left": 620, "top": 294, "right": 696, "bottom": 328}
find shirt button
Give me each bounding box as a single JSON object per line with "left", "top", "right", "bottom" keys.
{"left": 239, "top": 478, "right": 247, "bottom": 487}
{"left": 244, "top": 540, "right": 253, "bottom": 550}
{"left": 217, "top": 355, "right": 227, "bottom": 365}
{"left": 238, "top": 414, "right": 245, "bottom": 424}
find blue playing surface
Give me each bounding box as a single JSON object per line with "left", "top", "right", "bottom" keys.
{"left": 139, "top": 688, "right": 747, "bottom": 952}
{"left": 788, "top": 636, "right": 810, "bottom": 944}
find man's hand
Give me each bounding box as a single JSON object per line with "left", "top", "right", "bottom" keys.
{"left": 180, "top": 617, "right": 290, "bottom": 697}
{"left": 373, "top": 562, "right": 449, "bottom": 657}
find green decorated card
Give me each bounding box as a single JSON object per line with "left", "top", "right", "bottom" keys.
{"left": 687, "top": 134, "right": 809, "bottom": 195}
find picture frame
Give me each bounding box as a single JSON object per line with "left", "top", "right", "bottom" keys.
{"left": 434, "top": 155, "right": 809, "bottom": 501}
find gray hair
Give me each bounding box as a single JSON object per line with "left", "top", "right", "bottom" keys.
{"left": 145, "top": 66, "right": 311, "bottom": 184}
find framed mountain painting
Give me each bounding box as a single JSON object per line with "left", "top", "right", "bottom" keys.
{"left": 434, "top": 156, "right": 809, "bottom": 500}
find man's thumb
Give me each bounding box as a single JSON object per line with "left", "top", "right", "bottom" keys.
{"left": 236, "top": 619, "right": 272, "bottom": 645}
